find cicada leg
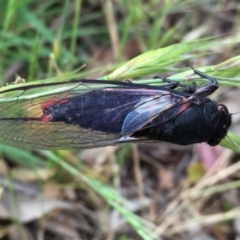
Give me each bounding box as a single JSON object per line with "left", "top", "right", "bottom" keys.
{"left": 186, "top": 65, "right": 219, "bottom": 97}
{"left": 154, "top": 76, "right": 197, "bottom": 94}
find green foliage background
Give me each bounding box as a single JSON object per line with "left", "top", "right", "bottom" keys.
{"left": 1, "top": 1, "right": 240, "bottom": 239}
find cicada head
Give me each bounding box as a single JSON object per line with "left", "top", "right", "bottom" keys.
{"left": 206, "top": 103, "right": 231, "bottom": 146}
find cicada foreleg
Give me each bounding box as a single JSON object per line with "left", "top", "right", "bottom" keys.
{"left": 154, "top": 76, "right": 197, "bottom": 94}
{"left": 186, "top": 65, "right": 219, "bottom": 97}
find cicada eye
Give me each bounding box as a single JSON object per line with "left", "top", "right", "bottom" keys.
{"left": 218, "top": 104, "right": 229, "bottom": 119}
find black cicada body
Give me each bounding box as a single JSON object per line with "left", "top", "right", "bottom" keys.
{"left": 0, "top": 67, "right": 231, "bottom": 149}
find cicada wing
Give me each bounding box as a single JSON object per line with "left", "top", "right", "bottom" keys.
{"left": 0, "top": 119, "right": 121, "bottom": 149}
{"left": 0, "top": 80, "right": 188, "bottom": 149}
{"left": 0, "top": 81, "right": 128, "bottom": 149}
{"left": 0, "top": 117, "right": 164, "bottom": 149}
{"left": 122, "top": 95, "right": 185, "bottom": 136}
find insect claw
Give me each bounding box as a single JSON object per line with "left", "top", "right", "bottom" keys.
{"left": 186, "top": 65, "right": 217, "bottom": 84}
{"left": 185, "top": 64, "right": 195, "bottom": 72}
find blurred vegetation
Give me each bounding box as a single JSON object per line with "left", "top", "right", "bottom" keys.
{"left": 1, "top": 0, "right": 240, "bottom": 240}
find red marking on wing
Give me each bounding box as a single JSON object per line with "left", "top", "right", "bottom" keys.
{"left": 41, "top": 99, "right": 69, "bottom": 109}
{"left": 41, "top": 99, "right": 68, "bottom": 122}
{"left": 41, "top": 113, "right": 53, "bottom": 122}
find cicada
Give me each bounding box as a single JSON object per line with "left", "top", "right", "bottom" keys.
{"left": 0, "top": 67, "right": 231, "bottom": 150}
